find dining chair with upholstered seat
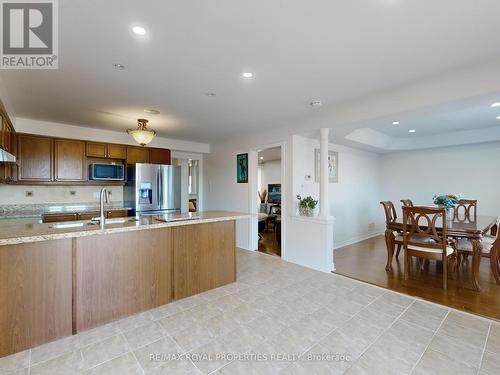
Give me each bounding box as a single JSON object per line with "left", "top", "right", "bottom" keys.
{"left": 454, "top": 199, "right": 477, "bottom": 222}
{"left": 380, "top": 201, "right": 404, "bottom": 259}
{"left": 454, "top": 216, "right": 500, "bottom": 284}
{"left": 401, "top": 199, "right": 414, "bottom": 207}
{"left": 402, "top": 206, "right": 457, "bottom": 289}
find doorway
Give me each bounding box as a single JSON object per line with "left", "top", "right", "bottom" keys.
{"left": 171, "top": 158, "right": 200, "bottom": 213}
{"left": 256, "top": 146, "right": 282, "bottom": 257}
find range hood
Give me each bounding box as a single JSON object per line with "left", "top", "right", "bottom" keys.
{"left": 0, "top": 148, "right": 16, "bottom": 163}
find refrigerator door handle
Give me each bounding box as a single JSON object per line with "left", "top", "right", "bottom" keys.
{"left": 159, "top": 167, "right": 163, "bottom": 207}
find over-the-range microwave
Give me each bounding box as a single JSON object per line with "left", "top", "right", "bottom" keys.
{"left": 89, "top": 163, "right": 125, "bottom": 181}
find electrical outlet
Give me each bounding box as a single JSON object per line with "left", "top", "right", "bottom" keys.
{"left": 25, "top": 191, "right": 33, "bottom": 197}
{"left": 107, "top": 191, "right": 112, "bottom": 195}
{"left": 69, "top": 190, "right": 76, "bottom": 196}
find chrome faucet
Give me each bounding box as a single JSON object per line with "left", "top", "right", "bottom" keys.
{"left": 99, "top": 187, "right": 108, "bottom": 227}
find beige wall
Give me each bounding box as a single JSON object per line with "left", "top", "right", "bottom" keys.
{"left": 0, "top": 185, "right": 123, "bottom": 205}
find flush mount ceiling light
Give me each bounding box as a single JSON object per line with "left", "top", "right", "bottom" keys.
{"left": 392, "top": 121, "right": 400, "bottom": 125}
{"left": 127, "top": 118, "right": 156, "bottom": 146}
{"left": 497, "top": 116, "right": 500, "bottom": 120}
{"left": 310, "top": 100, "right": 322, "bottom": 107}
{"left": 491, "top": 102, "right": 500, "bottom": 108}
{"left": 242, "top": 72, "right": 253, "bottom": 78}
{"left": 259, "top": 156, "right": 264, "bottom": 160}
{"left": 144, "top": 109, "right": 160, "bottom": 115}
{"left": 409, "top": 129, "right": 416, "bottom": 133}
{"left": 132, "top": 26, "right": 147, "bottom": 35}
{"left": 112, "top": 63, "right": 126, "bottom": 70}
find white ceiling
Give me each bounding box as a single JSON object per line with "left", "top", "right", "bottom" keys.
{"left": 341, "top": 92, "right": 500, "bottom": 152}
{"left": 258, "top": 147, "right": 281, "bottom": 164}
{"left": 2, "top": 0, "right": 500, "bottom": 143}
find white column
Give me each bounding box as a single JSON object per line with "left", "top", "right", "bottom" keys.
{"left": 319, "top": 128, "right": 330, "bottom": 218}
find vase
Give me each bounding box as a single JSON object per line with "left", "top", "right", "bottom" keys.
{"left": 299, "top": 206, "right": 314, "bottom": 217}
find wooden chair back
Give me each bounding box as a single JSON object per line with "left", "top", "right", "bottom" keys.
{"left": 402, "top": 206, "right": 447, "bottom": 252}
{"left": 380, "top": 201, "right": 397, "bottom": 225}
{"left": 454, "top": 199, "right": 477, "bottom": 222}
{"left": 401, "top": 199, "right": 414, "bottom": 207}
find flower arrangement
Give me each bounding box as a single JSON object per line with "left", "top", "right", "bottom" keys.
{"left": 432, "top": 193, "right": 462, "bottom": 209}
{"left": 296, "top": 195, "right": 318, "bottom": 217}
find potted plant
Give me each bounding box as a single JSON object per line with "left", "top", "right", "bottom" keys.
{"left": 433, "top": 193, "right": 461, "bottom": 218}
{"left": 258, "top": 190, "right": 268, "bottom": 213}
{"left": 296, "top": 195, "right": 318, "bottom": 217}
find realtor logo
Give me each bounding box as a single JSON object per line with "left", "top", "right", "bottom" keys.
{"left": 1, "top": 0, "right": 58, "bottom": 69}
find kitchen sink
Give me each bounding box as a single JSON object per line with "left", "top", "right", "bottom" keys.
{"left": 154, "top": 216, "right": 201, "bottom": 223}
{"left": 49, "top": 218, "right": 137, "bottom": 229}
{"left": 49, "top": 222, "right": 89, "bottom": 229}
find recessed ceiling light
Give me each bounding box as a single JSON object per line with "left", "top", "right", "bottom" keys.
{"left": 310, "top": 100, "right": 322, "bottom": 107}
{"left": 144, "top": 109, "right": 160, "bottom": 115}
{"left": 205, "top": 92, "right": 217, "bottom": 97}
{"left": 112, "top": 63, "right": 126, "bottom": 70}
{"left": 497, "top": 115, "right": 500, "bottom": 120}
{"left": 392, "top": 121, "right": 400, "bottom": 125}
{"left": 409, "top": 129, "right": 416, "bottom": 133}
{"left": 491, "top": 102, "right": 500, "bottom": 108}
{"left": 242, "top": 72, "right": 253, "bottom": 78}
{"left": 259, "top": 156, "right": 264, "bottom": 160}
{"left": 132, "top": 26, "right": 147, "bottom": 35}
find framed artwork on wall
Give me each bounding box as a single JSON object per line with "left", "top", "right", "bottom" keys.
{"left": 314, "top": 149, "right": 338, "bottom": 183}
{"left": 236, "top": 153, "right": 248, "bottom": 183}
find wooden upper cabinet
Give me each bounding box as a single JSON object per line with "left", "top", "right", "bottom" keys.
{"left": 54, "top": 139, "right": 86, "bottom": 181}
{"left": 126, "top": 146, "right": 149, "bottom": 164}
{"left": 17, "top": 134, "right": 53, "bottom": 181}
{"left": 107, "top": 144, "right": 127, "bottom": 159}
{"left": 149, "top": 148, "right": 171, "bottom": 165}
{"left": 86, "top": 142, "right": 107, "bottom": 158}
{"left": 86, "top": 142, "right": 127, "bottom": 159}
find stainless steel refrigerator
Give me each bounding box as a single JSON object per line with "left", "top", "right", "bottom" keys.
{"left": 124, "top": 164, "right": 181, "bottom": 215}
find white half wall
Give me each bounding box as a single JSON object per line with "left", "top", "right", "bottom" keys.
{"left": 292, "top": 135, "right": 384, "bottom": 248}
{"left": 14, "top": 117, "right": 210, "bottom": 154}
{"left": 381, "top": 141, "right": 500, "bottom": 218}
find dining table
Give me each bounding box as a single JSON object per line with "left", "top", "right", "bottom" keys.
{"left": 385, "top": 215, "right": 499, "bottom": 291}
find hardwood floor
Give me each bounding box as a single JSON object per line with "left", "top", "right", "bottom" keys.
{"left": 258, "top": 228, "right": 281, "bottom": 257}
{"left": 334, "top": 235, "right": 500, "bottom": 320}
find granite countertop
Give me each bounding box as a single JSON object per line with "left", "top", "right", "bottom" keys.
{"left": 0, "top": 211, "right": 252, "bottom": 246}
{"left": 0, "top": 202, "right": 133, "bottom": 219}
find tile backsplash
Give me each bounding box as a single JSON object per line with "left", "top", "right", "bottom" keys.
{"left": 0, "top": 185, "right": 124, "bottom": 205}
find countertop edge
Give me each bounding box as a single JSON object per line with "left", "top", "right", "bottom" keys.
{"left": 0, "top": 214, "right": 252, "bottom": 246}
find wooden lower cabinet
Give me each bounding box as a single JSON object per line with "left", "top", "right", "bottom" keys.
{"left": 173, "top": 221, "right": 236, "bottom": 299}
{"left": 75, "top": 228, "right": 173, "bottom": 331}
{"left": 0, "top": 239, "right": 73, "bottom": 357}
{"left": 42, "top": 213, "right": 78, "bottom": 223}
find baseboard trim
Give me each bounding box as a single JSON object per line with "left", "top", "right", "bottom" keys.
{"left": 334, "top": 231, "right": 384, "bottom": 250}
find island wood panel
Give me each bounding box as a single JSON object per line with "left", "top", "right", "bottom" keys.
{"left": 75, "top": 228, "right": 173, "bottom": 331}
{"left": 173, "top": 220, "right": 236, "bottom": 299}
{"left": 0, "top": 239, "right": 73, "bottom": 357}
{"left": 17, "top": 134, "right": 53, "bottom": 181}
{"left": 54, "top": 139, "right": 86, "bottom": 181}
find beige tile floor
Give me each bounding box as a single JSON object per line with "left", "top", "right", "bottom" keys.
{"left": 1, "top": 249, "right": 499, "bottom": 375}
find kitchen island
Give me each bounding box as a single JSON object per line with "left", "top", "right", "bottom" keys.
{"left": 0, "top": 211, "right": 250, "bottom": 357}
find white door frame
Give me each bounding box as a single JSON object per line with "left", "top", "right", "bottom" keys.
{"left": 171, "top": 151, "right": 205, "bottom": 212}
{"left": 248, "top": 141, "right": 286, "bottom": 258}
